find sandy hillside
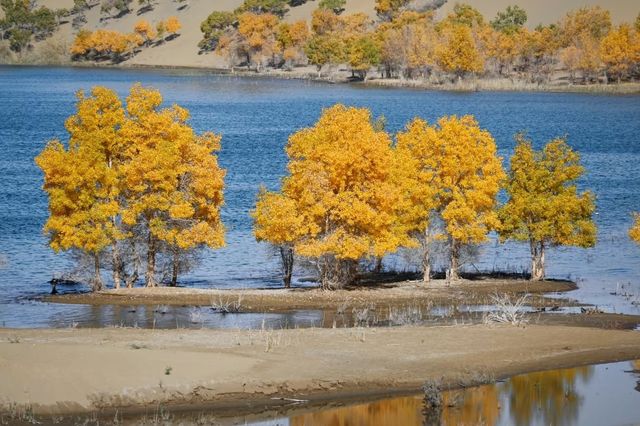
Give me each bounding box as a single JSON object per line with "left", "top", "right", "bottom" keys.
{"left": 437, "top": 0, "right": 639, "bottom": 27}
{"left": 29, "top": 0, "right": 636, "bottom": 68}
{"left": 1, "top": 324, "right": 640, "bottom": 415}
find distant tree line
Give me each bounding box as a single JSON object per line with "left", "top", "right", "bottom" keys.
{"left": 200, "top": 1, "right": 640, "bottom": 84}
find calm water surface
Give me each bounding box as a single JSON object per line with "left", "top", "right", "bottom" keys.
{"left": 1, "top": 66, "right": 639, "bottom": 327}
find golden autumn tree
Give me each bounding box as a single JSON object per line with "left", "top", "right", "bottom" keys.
{"left": 252, "top": 189, "right": 305, "bottom": 287}
{"left": 134, "top": 19, "right": 156, "bottom": 46}
{"left": 36, "top": 87, "right": 126, "bottom": 290}
{"left": 119, "top": 84, "right": 225, "bottom": 287}
{"left": 600, "top": 24, "right": 638, "bottom": 82}
{"left": 394, "top": 119, "right": 440, "bottom": 282}
{"left": 429, "top": 116, "right": 504, "bottom": 280}
{"left": 436, "top": 24, "right": 484, "bottom": 78}
{"left": 498, "top": 135, "right": 596, "bottom": 281}
{"left": 234, "top": 12, "right": 280, "bottom": 69}
{"left": 630, "top": 214, "right": 640, "bottom": 244}
{"left": 165, "top": 16, "right": 181, "bottom": 38}
{"left": 276, "top": 20, "right": 309, "bottom": 67}
{"left": 259, "top": 105, "right": 403, "bottom": 289}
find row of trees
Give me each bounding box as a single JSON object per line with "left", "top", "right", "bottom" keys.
{"left": 36, "top": 85, "right": 225, "bottom": 290}
{"left": 200, "top": 2, "right": 640, "bottom": 83}
{"left": 43, "top": 88, "right": 640, "bottom": 292}
{"left": 70, "top": 17, "right": 181, "bottom": 62}
{"left": 253, "top": 105, "right": 597, "bottom": 289}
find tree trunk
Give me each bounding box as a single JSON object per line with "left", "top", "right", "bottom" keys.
{"left": 448, "top": 238, "right": 460, "bottom": 282}
{"left": 422, "top": 246, "right": 431, "bottom": 283}
{"left": 374, "top": 257, "right": 383, "bottom": 274}
{"left": 112, "top": 241, "right": 121, "bottom": 289}
{"left": 318, "top": 256, "right": 357, "bottom": 290}
{"left": 279, "top": 245, "right": 294, "bottom": 288}
{"left": 530, "top": 241, "right": 545, "bottom": 281}
{"left": 92, "top": 253, "right": 103, "bottom": 291}
{"left": 421, "top": 227, "right": 431, "bottom": 283}
{"left": 170, "top": 249, "right": 179, "bottom": 287}
{"left": 145, "top": 234, "right": 156, "bottom": 287}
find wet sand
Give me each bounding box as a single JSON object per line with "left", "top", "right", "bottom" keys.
{"left": 46, "top": 278, "right": 578, "bottom": 311}
{"left": 1, "top": 324, "right": 640, "bottom": 417}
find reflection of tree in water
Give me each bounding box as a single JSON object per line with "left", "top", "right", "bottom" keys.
{"left": 505, "top": 366, "right": 593, "bottom": 425}
{"left": 290, "top": 395, "right": 423, "bottom": 426}
{"left": 437, "top": 385, "right": 500, "bottom": 426}
{"left": 289, "top": 364, "right": 595, "bottom": 426}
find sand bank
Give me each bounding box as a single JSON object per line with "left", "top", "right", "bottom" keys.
{"left": 1, "top": 324, "right": 639, "bottom": 417}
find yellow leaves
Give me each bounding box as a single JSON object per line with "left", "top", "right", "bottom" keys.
{"left": 436, "top": 24, "right": 484, "bottom": 75}
{"left": 70, "top": 29, "right": 138, "bottom": 58}
{"left": 270, "top": 104, "right": 400, "bottom": 261}
{"left": 36, "top": 84, "right": 226, "bottom": 260}
{"left": 630, "top": 213, "right": 640, "bottom": 244}
{"left": 165, "top": 16, "right": 181, "bottom": 35}
{"left": 600, "top": 24, "right": 640, "bottom": 80}
{"left": 238, "top": 12, "right": 279, "bottom": 53}
{"left": 499, "top": 135, "right": 596, "bottom": 249}
{"left": 254, "top": 105, "right": 505, "bottom": 276}
{"left": 134, "top": 19, "right": 157, "bottom": 42}
{"left": 397, "top": 116, "right": 504, "bottom": 244}
{"left": 252, "top": 189, "right": 305, "bottom": 245}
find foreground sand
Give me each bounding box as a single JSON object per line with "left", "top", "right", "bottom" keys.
{"left": 1, "top": 324, "right": 640, "bottom": 417}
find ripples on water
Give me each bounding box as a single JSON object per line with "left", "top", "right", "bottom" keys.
{"left": 0, "top": 66, "right": 639, "bottom": 326}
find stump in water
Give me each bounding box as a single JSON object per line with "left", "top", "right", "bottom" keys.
{"left": 422, "top": 381, "right": 443, "bottom": 425}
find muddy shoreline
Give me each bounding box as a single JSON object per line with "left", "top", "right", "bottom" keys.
{"left": 45, "top": 278, "right": 578, "bottom": 312}
{"left": 2, "top": 324, "right": 640, "bottom": 419}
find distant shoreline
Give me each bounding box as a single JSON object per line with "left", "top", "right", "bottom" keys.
{"left": 4, "top": 62, "right": 640, "bottom": 94}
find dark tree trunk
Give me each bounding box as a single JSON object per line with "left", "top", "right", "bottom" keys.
{"left": 374, "top": 257, "right": 383, "bottom": 274}
{"left": 170, "top": 249, "right": 179, "bottom": 287}
{"left": 92, "top": 253, "right": 103, "bottom": 291}
{"left": 279, "top": 245, "right": 294, "bottom": 288}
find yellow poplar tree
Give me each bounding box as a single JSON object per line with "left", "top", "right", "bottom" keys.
{"left": 36, "top": 87, "right": 126, "bottom": 290}
{"left": 498, "top": 135, "right": 596, "bottom": 281}
{"left": 436, "top": 24, "right": 484, "bottom": 78}
{"left": 134, "top": 19, "right": 157, "bottom": 46}
{"left": 119, "top": 84, "right": 225, "bottom": 287}
{"left": 600, "top": 24, "right": 638, "bottom": 82}
{"left": 270, "top": 104, "right": 402, "bottom": 289}
{"left": 252, "top": 189, "right": 306, "bottom": 287}
{"left": 430, "top": 116, "right": 505, "bottom": 280}
{"left": 394, "top": 118, "right": 439, "bottom": 282}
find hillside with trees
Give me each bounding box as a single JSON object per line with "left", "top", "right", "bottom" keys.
{"left": 1, "top": 0, "right": 639, "bottom": 88}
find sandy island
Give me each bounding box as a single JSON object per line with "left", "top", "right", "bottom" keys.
{"left": 46, "top": 278, "right": 578, "bottom": 311}
{"left": 1, "top": 324, "right": 640, "bottom": 418}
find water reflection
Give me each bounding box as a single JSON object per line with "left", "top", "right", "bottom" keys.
{"left": 505, "top": 366, "right": 592, "bottom": 425}
{"left": 286, "top": 361, "right": 640, "bottom": 426}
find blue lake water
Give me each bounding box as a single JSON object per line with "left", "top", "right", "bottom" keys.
{"left": 0, "top": 65, "right": 639, "bottom": 326}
